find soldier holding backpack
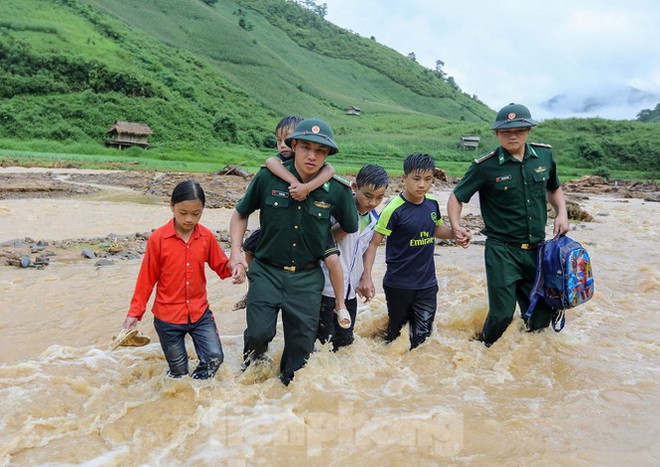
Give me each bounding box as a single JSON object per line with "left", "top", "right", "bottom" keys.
{"left": 447, "top": 103, "right": 570, "bottom": 346}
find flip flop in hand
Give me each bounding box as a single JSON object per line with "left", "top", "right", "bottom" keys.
{"left": 335, "top": 308, "right": 352, "bottom": 329}
{"left": 111, "top": 328, "right": 151, "bottom": 350}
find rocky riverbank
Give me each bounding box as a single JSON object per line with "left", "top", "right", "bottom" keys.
{"left": 1, "top": 167, "right": 656, "bottom": 270}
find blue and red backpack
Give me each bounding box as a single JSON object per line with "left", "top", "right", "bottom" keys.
{"left": 524, "top": 235, "right": 594, "bottom": 332}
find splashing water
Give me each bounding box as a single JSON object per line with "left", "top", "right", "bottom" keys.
{"left": 0, "top": 180, "right": 658, "bottom": 465}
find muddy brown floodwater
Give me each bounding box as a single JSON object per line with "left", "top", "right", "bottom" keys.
{"left": 0, "top": 167, "right": 658, "bottom": 465}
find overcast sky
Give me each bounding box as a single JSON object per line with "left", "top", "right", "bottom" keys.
{"left": 322, "top": 0, "right": 660, "bottom": 120}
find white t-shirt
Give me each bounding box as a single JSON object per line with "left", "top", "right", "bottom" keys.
{"left": 321, "top": 209, "right": 378, "bottom": 300}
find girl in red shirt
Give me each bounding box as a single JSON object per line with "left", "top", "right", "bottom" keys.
{"left": 122, "top": 180, "right": 245, "bottom": 379}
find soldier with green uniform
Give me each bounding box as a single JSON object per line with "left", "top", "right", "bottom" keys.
{"left": 447, "top": 103, "right": 569, "bottom": 346}
{"left": 229, "top": 118, "right": 358, "bottom": 385}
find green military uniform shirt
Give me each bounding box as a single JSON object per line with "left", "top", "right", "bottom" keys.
{"left": 453, "top": 143, "right": 561, "bottom": 244}
{"left": 236, "top": 160, "right": 358, "bottom": 267}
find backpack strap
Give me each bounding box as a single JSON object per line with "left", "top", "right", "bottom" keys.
{"left": 551, "top": 309, "right": 566, "bottom": 332}
{"left": 523, "top": 241, "right": 547, "bottom": 325}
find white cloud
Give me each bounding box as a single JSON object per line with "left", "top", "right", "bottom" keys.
{"left": 323, "top": 0, "right": 660, "bottom": 119}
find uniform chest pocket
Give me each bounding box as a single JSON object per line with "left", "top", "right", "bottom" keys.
{"left": 307, "top": 204, "right": 331, "bottom": 221}
{"left": 532, "top": 171, "right": 548, "bottom": 183}
{"left": 265, "top": 195, "right": 290, "bottom": 209}
{"left": 530, "top": 171, "right": 549, "bottom": 193}
{"left": 494, "top": 181, "right": 516, "bottom": 192}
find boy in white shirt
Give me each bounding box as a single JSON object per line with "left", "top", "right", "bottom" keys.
{"left": 317, "top": 164, "right": 389, "bottom": 350}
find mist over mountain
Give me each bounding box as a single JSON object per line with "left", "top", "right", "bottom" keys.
{"left": 540, "top": 86, "right": 660, "bottom": 120}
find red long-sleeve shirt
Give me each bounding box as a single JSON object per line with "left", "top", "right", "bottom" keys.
{"left": 128, "top": 219, "right": 231, "bottom": 324}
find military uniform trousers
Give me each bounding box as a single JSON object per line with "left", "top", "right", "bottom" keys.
{"left": 482, "top": 240, "right": 553, "bottom": 344}
{"left": 244, "top": 258, "right": 324, "bottom": 383}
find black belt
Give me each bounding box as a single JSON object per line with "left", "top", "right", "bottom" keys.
{"left": 488, "top": 238, "right": 540, "bottom": 250}
{"left": 260, "top": 258, "right": 319, "bottom": 272}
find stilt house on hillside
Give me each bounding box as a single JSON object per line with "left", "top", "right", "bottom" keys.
{"left": 106, "top": 121, "right": 153, "bottom": 149}
{"left": 459, "top": 135, "right": 480, "bottom": 150}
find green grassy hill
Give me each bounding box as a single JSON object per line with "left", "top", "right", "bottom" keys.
{"left": 88, "top": 0, "right": 490, "bottom": 120}
{"left": 0, "top": 0, "right": 658, "bottom": 178}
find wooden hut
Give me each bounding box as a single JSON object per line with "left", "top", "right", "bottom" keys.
{"left": 345, "top": 105, "right": 362, "bottom": 116}
{"left": 459, "top": 135, "right": 480, "bottom": 150}
{"left": 106, "top": 121, "right": 153, "bottom": 149}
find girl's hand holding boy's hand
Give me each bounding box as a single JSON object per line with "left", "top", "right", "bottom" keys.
{"left": 288, "top": 183, "right": 310, "bottom": 202}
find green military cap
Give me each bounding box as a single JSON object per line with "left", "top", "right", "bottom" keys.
{"left": 492, "top": 103, "right": 537, "bottom": 130}
{"left": 285, "top": 118, "right": 339, "bottom": 155}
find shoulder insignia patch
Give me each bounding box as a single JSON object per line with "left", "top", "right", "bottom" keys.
{"left": 332, "top": 174, "right": 352, "bottom": 187}
{"left": 530, "top": 142, "right": 552, "bottom": 149}
{"left": 474, "top": 150, "right": 496, "bottom": 164}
